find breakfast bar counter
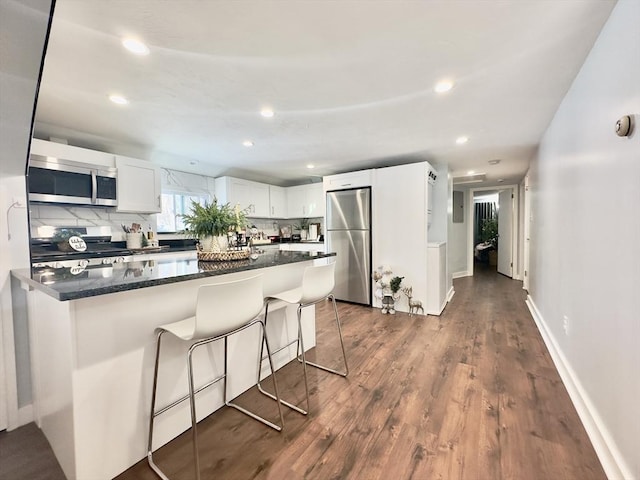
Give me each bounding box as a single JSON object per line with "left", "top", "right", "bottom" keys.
{"left": 12, "top": 250, "right": 335, "bottom": 480}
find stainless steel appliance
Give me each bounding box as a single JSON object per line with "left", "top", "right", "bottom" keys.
{"left": 326, "top": 187, "right": 371, "bottom": 305}
{"left": 28, "top": 154, "right": 117, "bottom": 206}
{"left": 30, "top": 226, "right": 131, "bottom": 269}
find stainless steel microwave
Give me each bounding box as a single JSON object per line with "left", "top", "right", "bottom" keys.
{"left": 28, "top": 155, "right": 118, "bottom": 207}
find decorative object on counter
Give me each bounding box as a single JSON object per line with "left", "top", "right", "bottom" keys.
{"left": 52, "top": 228, "right": 85, "bottom": 252}
{"left": 401, "top": 286, "right": 424, "bottom": 316}
{"left": 122, "top": 223, "right": 148, "bottom": 249}
{"left": 294, "top": 218, "right": 310, "bottom": 240}
{"left": 181, "top": 198, "right": 248, "bottom": 255}
{"left": 308, "top": 222, "right": 320, "bottom": 241}
{"left": 373, "top": 266, "right": 403, "bottom": 314}
{"left": 196, "top": 243, "right": 250, "bottom": 262}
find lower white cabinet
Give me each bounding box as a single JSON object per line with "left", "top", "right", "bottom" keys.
{"left": 279, "top": 242, "right": 325, "bottom": 253}
{"left": 115, "top": 155, "right": 161, "bottom": 213}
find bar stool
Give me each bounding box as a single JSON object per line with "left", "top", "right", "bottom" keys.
{"left": 147, "top": 274, "right": 284, "bottom": 480}
{"left": 257, "top": 262, "right": 349, "bottom": 415}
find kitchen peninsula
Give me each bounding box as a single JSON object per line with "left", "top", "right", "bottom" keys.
{"left": 12, "top": 250, "right": 335, "bottom": 480}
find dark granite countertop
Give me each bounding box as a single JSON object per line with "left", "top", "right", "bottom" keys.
{"left": 13, "top": 250, "right": 335, "bottom": 301}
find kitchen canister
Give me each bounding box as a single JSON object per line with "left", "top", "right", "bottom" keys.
{"left": 126, "top": 232, "right": 143, "bottom": 249}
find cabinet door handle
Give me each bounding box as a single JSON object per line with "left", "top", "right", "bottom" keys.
{"left": 157, "top": 195, "right": 161, "bottom": 208}
{"left": 272, "top": 206, "right": 274, "bottom": 215}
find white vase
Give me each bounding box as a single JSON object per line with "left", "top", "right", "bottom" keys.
{"left": 200, "top": 235, "right": 228, "bottom": 252}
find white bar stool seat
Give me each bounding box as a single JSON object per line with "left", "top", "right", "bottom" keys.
{"left": 147, "top": 274, "right": 284, "bottom": 480}
{"left": 258, "top": 262, "right": 349, "bottom": 416}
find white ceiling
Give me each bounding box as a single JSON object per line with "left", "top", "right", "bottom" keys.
{"left": 34, "top": 0, "right": 616, "bottom": 187}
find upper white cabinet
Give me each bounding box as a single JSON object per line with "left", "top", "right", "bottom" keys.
{"left": 269, "top": 185, "right": 287, "bottom": 218}
{"left": 115, "top": 156, "right": 161, "bottom": 213}
{"left": 287, "top": 183, "right": 324, "bottom": 218}
{"left": 323, "top": 170, "right": 373, "bottom": 191}
{"left": 214, "top": 176, "right": 270, "bottom": 217}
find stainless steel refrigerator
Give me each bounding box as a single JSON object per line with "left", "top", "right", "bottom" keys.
{"left": 326, "top": 187, "right": 371, "bottom": 305}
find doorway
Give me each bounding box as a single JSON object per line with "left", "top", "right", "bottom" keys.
{"left": 467, "top": 185, "right": 518, "bottom": 279}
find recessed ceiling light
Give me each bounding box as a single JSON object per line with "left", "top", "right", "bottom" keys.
{"left": 307, "top": 164, "right": 315, "bottom": 169}
{"left": 434, "top": 80, "right": 454, "bottom": 94}
{"left": 109, "top": 94, "right": 129, "bottom": 105}
{"left": 456, "top": 136, "right": 468, "bottom": 145}
{"left": 243, "top": 140, "right": 254, "bottom": 147}
{"left": 260, "top": 108, "right": 275, "bottom": 118}
{"left": 122, "top": 38, "right": 149, "bottom": 56}
{"left": 467, "top": 170, "right": 475, "bottom": 175}
{"left": 488, "top": 159, "right": 501, "bottom": 165}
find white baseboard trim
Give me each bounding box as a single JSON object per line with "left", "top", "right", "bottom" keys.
{"left": 447, "top": 286, "right": 455, "bottom": 302}
{"left": 525, "top": 296, "right": 632, "bottom": 480}
{"left": 452, "top": 271, "right": 470, "bottom": 279}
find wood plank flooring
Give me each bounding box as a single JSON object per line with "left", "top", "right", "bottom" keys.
{"left": 1, "top": 267, "right": 606, "bottom": 480}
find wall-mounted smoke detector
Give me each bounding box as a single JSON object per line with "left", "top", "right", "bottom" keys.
{"left": 488, "top": 159, "right": 501, "bottom": 165}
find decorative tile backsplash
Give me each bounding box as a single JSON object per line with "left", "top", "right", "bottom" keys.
{"left": 29, "top": 204, "right": 156, "bottom": 241}
{"left": 29, "top": 204, "right": 323, "bottom": 242}
{"left": 247, "top": 217, "right": 324, "bottom": 237}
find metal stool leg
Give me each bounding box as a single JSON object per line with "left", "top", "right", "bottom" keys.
{"left": 187, "top": 344, "right": 201, "bottom": 480}
{"left": 226, "top": 323, "right": 285, "bottom": 430}
{"left": 295, "top": 304, "right": 311, "bottom": 413}
{"left": 257, "top": 301, "right": 309, "bottom": 415}
{"left": 147, "top": 331, "right": 170, "bottom": 480}
{"left": 297, "top": 295, "right": 349, "bottom": 377}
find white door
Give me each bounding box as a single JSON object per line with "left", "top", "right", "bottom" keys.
{"left": 497, "top": 189, "right": 513, "bottom": 277}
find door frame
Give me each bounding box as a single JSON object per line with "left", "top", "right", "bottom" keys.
{"left": 522, "top": 173, "right": 531, "bottom": 290}
{"left": 466, "top": 184, "right": 520, "bottom": 278}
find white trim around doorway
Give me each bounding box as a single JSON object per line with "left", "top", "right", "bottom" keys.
{"left": 466, "top": 184, "right": 520, "bottom": 279}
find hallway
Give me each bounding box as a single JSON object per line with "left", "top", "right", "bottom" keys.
{"left": 0, "top": 270, "right": 605, "bottom": 479}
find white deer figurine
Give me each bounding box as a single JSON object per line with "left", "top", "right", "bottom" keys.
{"left": 401, "top": 286, "right": 424, "bottom": 316}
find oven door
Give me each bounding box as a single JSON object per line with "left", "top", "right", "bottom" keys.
{"left": 28, "top": 155, "right": 117, "bottom": 206}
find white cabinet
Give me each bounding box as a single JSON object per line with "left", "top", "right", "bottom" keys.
{"left": 214, "top": 176, "right": 270, "bottom": 217}
{"left": 323, "top": 170, "right": 373, "bottom": 191}
{"left": 279, "top": 242, "right": 325, "bottom": 253}
{"left": 115, "top": 155, "right": 161, "bottom": 213}
{"left": 287, "top": 183, "right": 324, "bottom": 218}
{"left": 269, "top": 185, "right": 287, "bottom": 218}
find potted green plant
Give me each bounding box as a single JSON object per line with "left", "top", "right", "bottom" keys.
{"left": 481, "top": 218, "right": 499, "bottom": 247}
{"left": 181, "top": 199, "right": 248, "bottom": 252}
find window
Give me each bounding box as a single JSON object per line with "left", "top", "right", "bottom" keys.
{"left": 156, "top": 192, "right": 210, "bottom": 233}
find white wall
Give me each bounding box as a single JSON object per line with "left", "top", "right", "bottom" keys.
{"left": 373, "top": 163, "right": 429, "bottom": 313}
{"left": 0, "top": 0, "right": 53, "bottom": 429}
{"left": 528, "top": 1, "right": 639, "bottom": 478}
{"left": 448, "top": 187, "right": 469, "bottom": 277}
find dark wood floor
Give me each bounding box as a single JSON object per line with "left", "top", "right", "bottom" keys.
{"left": 1, "top": 267, "right": 606, "bottom": 480}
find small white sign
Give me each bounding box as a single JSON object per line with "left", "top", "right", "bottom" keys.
{"left": 67, "top": 236, "right": 87, "bottom": 252}
{"left": 69, "top": 265, "right": 86, "bottom": 275}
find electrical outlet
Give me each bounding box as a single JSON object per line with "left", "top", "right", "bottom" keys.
{"left": 563, "top": 315, "right": 569, "bottom": 335}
